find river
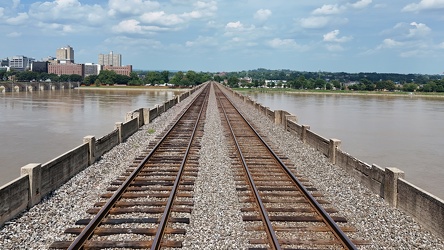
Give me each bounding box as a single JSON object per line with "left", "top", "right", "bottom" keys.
{"left": 0, "top": 88, "right": 184, "bottom": 186}
{"left": 246, "top": 92, "right": 444, "bottom": 200}
{"left": 1, "top": 89, "right": 443, "bottom": 200}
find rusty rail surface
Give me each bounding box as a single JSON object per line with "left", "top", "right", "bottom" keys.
{"left": 50, "top": 84, "right": 209, "bottom": 249}
{"left": 214, "top": 82, "right": 361, "bottom": 250}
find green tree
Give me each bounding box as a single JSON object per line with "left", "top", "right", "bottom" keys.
{"left": 227, "top": 76, "right": 239, "bottom": 88}
{"left": 169, "top": 71, "right": 184, "bottom": 86}
{"left": 403, "top": 83, "right": 418, "bottom": 92}
{"left": 98, "top": 70, "right": 118, "bottom": 85}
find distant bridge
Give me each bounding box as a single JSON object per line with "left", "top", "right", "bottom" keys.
{"left": 0, "top": 82, "right": 80, "bottom": 92}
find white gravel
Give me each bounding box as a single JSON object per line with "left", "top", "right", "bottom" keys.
{"left": 1, "top": 83, "right": 443, "bottom": 250}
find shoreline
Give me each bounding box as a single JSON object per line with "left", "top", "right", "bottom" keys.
{"left": 76, "top": 86, "right": 190, "bottom": 91}
{"left": 236, "top": 88, "right": 444, "bottom": 98}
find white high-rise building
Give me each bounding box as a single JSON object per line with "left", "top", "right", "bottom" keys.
{"left": 56, "top": 45, "right": 74, "bottom": 63}
{"left": 98, "top": 51, "right": 121, "bottom": 66}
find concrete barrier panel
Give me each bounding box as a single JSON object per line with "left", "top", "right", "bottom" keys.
{"left": 0, "top": 176, "right": 29, "bottom": 227}
{"left": 121, "top": 118, "right": 139, "bottom": 142}
{"left": 398, "top": 178, "right": 444, "bottom": 239}
{"left": 96, "top": 129, "right": 119, "bottom": 159}
{"left": 306, "top": 130, "right": 329, "bottom": 156}
{"left": 40, "top": 143, "right": 89, "bottom": 196}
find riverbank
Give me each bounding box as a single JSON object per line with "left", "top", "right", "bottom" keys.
{"left": 236, "top": 88, "right": 444, "bottom": 98}
{"left": 76, "top": 85, "right": 191, "bottom": 91}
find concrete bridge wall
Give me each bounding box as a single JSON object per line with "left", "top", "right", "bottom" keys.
{"left": 227, "top": 86, "right": 444, "bottom": 240}
{"left": 0, "top": 84, "right": 203, "bottom": 227}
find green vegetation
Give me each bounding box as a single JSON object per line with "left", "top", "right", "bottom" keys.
{"left": 220, "top": 68, "right": 444, "bottom": 94}
{"left": 147, "top": 128, "right": 156, "bottom": 134}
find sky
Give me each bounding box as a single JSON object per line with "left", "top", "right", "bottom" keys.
{"left": 1, "top": 0, "right": 444, "bottom": 74}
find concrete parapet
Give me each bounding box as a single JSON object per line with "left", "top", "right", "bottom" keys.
{"left": 20, "top": 163, "right": 42, "bottom": 207}
{"left": 0, "top": 176, "right": 29, "bottom": 227}
{"left": 96, "top": 130, "right": 119, "bottom": 159}
{"left": 40, "top": 143, "right": 89, "bottom": 197}
{"left": 384, "top": 167, "right": 405, "bottom": 207}
{"left": 83, "top": 136, "right": 96, "bottom": 165}
{"left": 397, "top": 178, "right": 444, "bottom": 239}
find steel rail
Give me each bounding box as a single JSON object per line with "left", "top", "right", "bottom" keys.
{"left": 215, "top": 85, "right": 281, "bottom": 250}
{"left": 215, "top": 83, "right": 357, "bottom": 250}
{"left": 67, "top": 84, "right": 209, "bottom": 250}
{"left": 151, "top": 84, "right": 209, "bottom": 250}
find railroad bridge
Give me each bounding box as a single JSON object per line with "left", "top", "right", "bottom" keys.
{"left": 0, "top": 82, "right": 443, "bottom": 249}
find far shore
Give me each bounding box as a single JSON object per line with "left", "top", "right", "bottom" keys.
{"left": 235, "top": 88, "right": 444, "bottom": 98}
{"left": 76, "top": 85, "right": 190, "bottom": 91}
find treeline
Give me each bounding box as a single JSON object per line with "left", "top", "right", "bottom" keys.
{"left": 220, "top": 68, "right": 444, "bottom": 92}
{"left": 0, "top": 69, "right": 212, "bottom": 87}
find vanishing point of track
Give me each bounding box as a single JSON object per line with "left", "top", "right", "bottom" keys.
{"left": 51, "top": 82, "right": 364, "bottom": 249}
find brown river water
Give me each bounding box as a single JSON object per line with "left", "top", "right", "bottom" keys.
{"left": 247, "top": 92, "right": 444, "bottom": 200}
{"left": 0, "top": 88, "right": 184, "bottom": 187}
{"left": 1, "top": 89, "right": 443, "bottom": 200}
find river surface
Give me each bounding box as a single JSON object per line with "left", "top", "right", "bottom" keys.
{"left": 247, "top": 92, "right": 444, "bottom": 200}
{"left": 0, "top": 88, "right": 184, "bottom": 186}
{"left": 1, "top": 89, "right": 443, "bottom": 200}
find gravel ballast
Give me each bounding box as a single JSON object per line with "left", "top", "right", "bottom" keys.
{"left": 1, "top": 83, "right": 443, "bottom": 249}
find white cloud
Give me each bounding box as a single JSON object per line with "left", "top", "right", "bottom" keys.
{"left": 402, "top": 0, "right": 444, "bottom": 12}
{"left": 112, "top": 19, "right": 144, "bottom": 34}
{"left": 254, "top": 9, "right": 272, "bottom": 21}
{"left": 224, "top": 21, "right": 255, "bottom": 35}
{"left": 408, "top": 22, "right": 431, "bottom": 37}
{"left": 299, "top": 16, "right": 330, "bottom": 29}
{"left": 140, "top": 11, "right": 184, "bottom": 26}
{"left": 181, "top": 1, "right": 218, "bottom": 19}
{"left": 439, "top": 42, "right": 444, "bottom": 48}
{"left": 312, "top": 4, "right": 345, "bottom": 15}
{"left": 323, "top": 30, "right": 352, "bottom": 43}
{"left": 108, "top": 0, "right": 160, "bottom": 16}
{"left": 6, "top": 12, "right": 28, "bottom": 25}
{"left": 299, "top": 16, "right": 348, "bottom": 29}
{"left": 348, "top": 0, "right": 372, "bottom": 9}
{"left": 29, "top": 0, "right": 107, "bottom": 25}
{"left": 267, "top": 38, "right": 307, "bottom": 50}
{"left": 377, "top": 38, "right": 404, "bottom": 49}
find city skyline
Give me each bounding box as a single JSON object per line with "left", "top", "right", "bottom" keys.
{"left": 0, "top": 1, "right": 444, "bottom": 74}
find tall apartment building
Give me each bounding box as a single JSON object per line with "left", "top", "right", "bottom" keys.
{"left": 98, "top": 51, "right": 121, "bottom": 66}
{"left": 56, "top": 45, "right": 74, "bottom": 63}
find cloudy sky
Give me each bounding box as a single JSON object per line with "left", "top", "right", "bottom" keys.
{"left": 1, "top": 0, "right": 444, "bottom": 74}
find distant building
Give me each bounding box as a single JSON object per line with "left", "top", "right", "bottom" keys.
{"left": 8, "top": 55, "right": 34, "bottom": 71}
{"left": 31, "top": 61, "right": 49, "bottom": 73}
{"left": 84, "top": 63, "right": 101, "bottom": 76}
{"left": 48, "top": 63, "right": 84, "bottom": 77}
{"left": 1, "top": 58, "right": 9, "bottom": 67}
{"left": 98, "top": 51, "right": 121, "bottom": 66}
{"left": 56, "top": 45, "right": 75, "bottom": 64}
{"left": 103, "top": 65, "right": 132, "bottom": 76}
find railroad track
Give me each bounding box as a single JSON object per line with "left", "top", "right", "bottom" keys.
{"left": 50, "top": 84, "right": 209, "bottom": 249}
{"left": 50, "top": 82, "right": 366, "bottom": 249}
{"left": 214, "top": 83, "right": 364, "bottom": 249}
